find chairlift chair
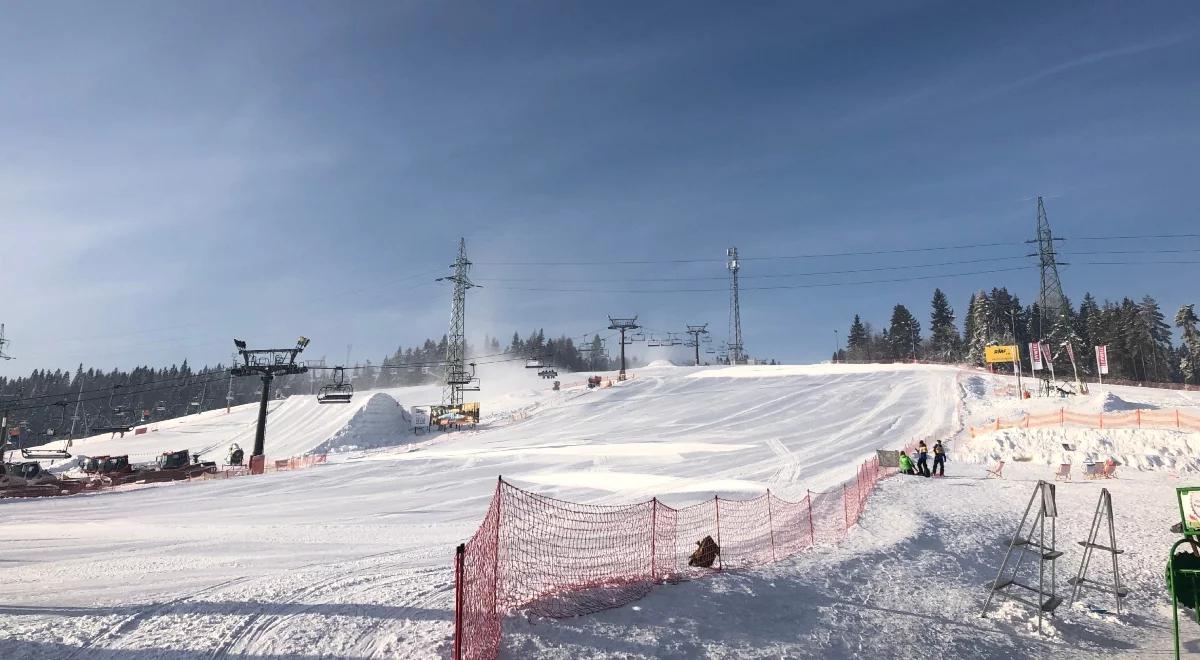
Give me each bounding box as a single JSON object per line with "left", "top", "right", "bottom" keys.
{"left": 317, "top": 366, "right": 354, "bottom": 404}
{"left": 538, "top": 368, "right": 558, "bottom": 379}
{"left": 525, "top": 359, "right": 544, "bottom": 369}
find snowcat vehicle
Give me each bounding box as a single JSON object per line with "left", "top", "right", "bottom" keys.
{"left": 0, "top": 461, "right": 88, "bottom": 498}
{"left": 127, "top": 450, "right": 217, "bottom": 484}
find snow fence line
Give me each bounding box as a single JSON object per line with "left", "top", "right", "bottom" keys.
{"left": 451, "top": 441, "right": 918, "bottom": 660}
{"left": 967, "top": 407, "right": 1200, "bottom": 437}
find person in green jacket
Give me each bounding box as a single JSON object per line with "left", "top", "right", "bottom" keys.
{"left": 898, "top": 451, "right": 915, "bottom": 475}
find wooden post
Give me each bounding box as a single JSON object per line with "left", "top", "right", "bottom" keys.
{"left": 766, "top": 490, "right": 776, "bottom": 562}
{"left": 650, "top": 498, "right": 658, "bottom": 580}
{"left": 714, "top": 495, "right": 723, "bottom": 570}
{"left": 806, "top": 490, "right": 815, "bottom": 546}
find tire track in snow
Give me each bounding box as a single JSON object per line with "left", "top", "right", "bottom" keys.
{"left": 62, "top": 574, "right": 257, "bottom": 660}
{"left": 208, "top": 552, "right": 442, "bottom": 659}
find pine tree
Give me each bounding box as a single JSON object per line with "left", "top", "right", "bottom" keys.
{"left": 888, "top": 304, "right": 920, "bottom": 361}
{"left": 846, "top": 315, "right": 868, "bottom": 360}
{"left": 1177, "top": 304, "right": 1200, "bottom": 384}
{"left": 928, "top": 289, "right": 959, "bottom": 362}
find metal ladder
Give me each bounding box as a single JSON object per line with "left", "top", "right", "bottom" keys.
{"left": 982, "top": 480, "right": 1062, "bottom": 634}
{"left": 1068, "top": 487, "right": 1129, "bottom": 613}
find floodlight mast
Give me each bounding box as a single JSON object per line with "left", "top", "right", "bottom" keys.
{"left": 230, "top": 337, "right": 309, "bottom": 472}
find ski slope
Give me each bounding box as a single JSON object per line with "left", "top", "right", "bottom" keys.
{"left": 0, "top": 363, "right": 955, "bottom": 658}
{"left": 0, "top": 362, "right": 1190, "bottom": 658}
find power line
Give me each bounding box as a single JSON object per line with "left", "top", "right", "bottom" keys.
{"left": 486, "top": 265, "right": 1035, "bottom": 294}
{"left": 473, "top": 255, "right": 1033, "bottom": 283}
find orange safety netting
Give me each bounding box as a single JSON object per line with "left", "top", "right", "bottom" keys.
{"left": 453, "top": 446, "right": 904, "bottom": 659}
{"left": 968, "top": 407, "right": 1200, "bottom": 436}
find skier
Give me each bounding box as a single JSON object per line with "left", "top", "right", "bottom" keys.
{"left": 898, "top": 451, "right": 915, "bottom": 475}
{"left": 915, "top": 440, "right": 930, "bottom": 478}
{"left": 931, "top": 440, "right": 946, "bottom": 477}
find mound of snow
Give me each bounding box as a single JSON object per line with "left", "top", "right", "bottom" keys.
{"left": 644, "top": 359, "right": 676, "bottom": 368}
{"left": 314, "top": 393, "right": 415, "bottom": 454}
{"left": 1092, "top": 391, "right": 1159, "bottom": 413}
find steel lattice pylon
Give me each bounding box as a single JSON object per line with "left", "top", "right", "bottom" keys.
{"left": 727, "top": 247, "right": 744, "bottom": 365}
{"left": 439, "top": 238, "right": 478, "bottom": 407}
{"left": 1033, "top": 197, "right": 1070, "bottom": 343}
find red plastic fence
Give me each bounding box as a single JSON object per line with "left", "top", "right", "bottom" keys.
{"left": 968, "top": 406, "right": 1200, "bottom": 436}
{"left": 453, "top": 447, "right": 905, "bottom": 660}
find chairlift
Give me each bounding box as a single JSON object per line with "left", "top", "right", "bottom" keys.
{"left": 22, "top": 401, "right": 73, "bottom": 460}
{"left": 155, "top": 401, "right": 167, "bottom": 412}
{"left": 317, "top": 366, "right": 354, "bottom": 404}
{"left": 525, "top": 359, "right": 545, "bottom": 369}
{"left": 538, "top": 368, "right": 558, "bottom": 379}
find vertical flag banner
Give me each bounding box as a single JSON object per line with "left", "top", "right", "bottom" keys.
{"left": 1030, "top": 343, "right": 1043, "bottom": 371}
{"left": 1096, "top": 345, "right": 1109, "bottom": 375}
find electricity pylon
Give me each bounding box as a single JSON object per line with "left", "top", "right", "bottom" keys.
{"left": 438, "top": 238, "right": 479, "bottom": 407}
{"left": 0, "top": 324, "right": 13, "bottom": 361}
{"left": 1028, "top": 197, "right": 1070, "bottom": 346}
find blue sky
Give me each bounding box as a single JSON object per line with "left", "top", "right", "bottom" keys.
{"left": 2, "top": 1, "right": 1198, "bottom": 376}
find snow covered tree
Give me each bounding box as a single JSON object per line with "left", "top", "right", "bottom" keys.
{"left": 928, "top": 289, "right": 959, "bottom": 361}
{"left": 1177, "top": 304, "right": 1200, "bottom": 384}
{"left": 964, "top": 291, "right": 990, "bottom": 365}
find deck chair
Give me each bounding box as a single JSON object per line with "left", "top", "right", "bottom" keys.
{"left": 986, "top": 460, "right": 1005, "bottom": 479}
{"left": 1101, "top": 460, "right": 1118, "bottom": 479}
{"left": 1082, "top": 463, "right": 1102, "bottom": 479}
{"left": 1054, "top": 463, "right": 1071, "bottom": 481}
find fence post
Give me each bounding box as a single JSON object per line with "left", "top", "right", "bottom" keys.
{"left": 714, "top": 495, "right": 723, "bottom": 570}
{"left": 806, "top": 490, "right": 815, "bottom": 546}
{"left": 650, "top": 498, "right": 657, "bottom": 580}
{"left": 843, "top": 483, "right": 850, "bottom": 531}
{"left": 766, "top": 489, "right": 776, "bottom": 563}
{"left": 1137, "top": 409, "right": 1142, "bottom": 427}
{"left": 1178, "top": 409, "right": 1182, "bottom": 429}
{"left": 454, "top": 543, "right": 464, "bottom": 660}
{"left": 493, "top": 478, "right": 503, "bottom": 610}
{"left": 1099, "top": 412, "right": 1104, "bottom": 429}
{"left": 1061, "top": 407, "right": 1065, "bottom": 426}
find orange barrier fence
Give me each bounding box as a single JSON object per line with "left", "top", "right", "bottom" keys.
{"left": 968, "top": 408, "right": 1200, "bottom": 436}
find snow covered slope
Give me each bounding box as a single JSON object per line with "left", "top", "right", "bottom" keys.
{"left": 0, "top": 363, "right": 957, "bottom": 659}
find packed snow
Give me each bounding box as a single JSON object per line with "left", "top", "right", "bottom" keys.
{"left": 0, "top": 362, "right": 1197, "bottom": 658}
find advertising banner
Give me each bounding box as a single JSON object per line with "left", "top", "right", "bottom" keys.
{"left": 1030, "top": 343, "right": 1043, "bottom": 371}
{"left": 1095, "top": 345, "right": 1109, "bottom": 375}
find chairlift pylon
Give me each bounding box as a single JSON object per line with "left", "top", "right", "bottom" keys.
{"left": 317, "top": 366, "right": 354, "bottom": 404}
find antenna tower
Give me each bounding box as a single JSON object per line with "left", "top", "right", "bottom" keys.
{"left": 685, "top": 324, "right": 709, "bottom": 366}
{"left": 438, "top": 238, "right": 479, "bottom": 407}
{"left": 1027, "top": 197, "right": 1070, "bottom": 345}
{"left": 727, "top": 247, "right": 744, "bottom": 364}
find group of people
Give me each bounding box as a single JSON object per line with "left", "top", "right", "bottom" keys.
{"left": 898, "top": 440, "right": 945, "bottom": 478}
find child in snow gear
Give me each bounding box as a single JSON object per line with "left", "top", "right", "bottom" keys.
{"left": 931, "top": 441, "right": 945, "bottom": 477}
{"left": 688, "top": 535, "right": 720, "bottom": 568}
{"left": 916, "top": 441, "right": 930, "bottom": 477}
{"left": 898, "top": 451, "right": 915, "bottom": 475}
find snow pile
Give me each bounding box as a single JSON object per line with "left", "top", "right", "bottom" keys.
{"left": 314, "top": 392, "right": 414, "bottom": 454}
{"left": 643, "top": 359, "right": 676, "bottom": 368}
{"left": 1091, "top": 391, "right": 1159, "bottom": 413}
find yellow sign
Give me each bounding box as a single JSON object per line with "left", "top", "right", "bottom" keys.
{"left": 985, "top": 345, "right": 1018, "bottom": 363}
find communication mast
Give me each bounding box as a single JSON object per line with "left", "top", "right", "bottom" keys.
{"left": 0, "top": 324, "right": 13, "bottom": 361}
{"left": 727, "top": 247, "right": 745, "bottom": 364}
{"left": 437, "top": 238, "right": 479, "bottom": 407}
